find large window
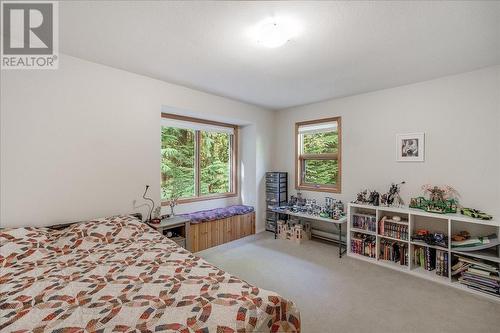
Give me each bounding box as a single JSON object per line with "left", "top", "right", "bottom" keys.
{"left": 161, "top": 114, "right": 237, "bottom": 203}
{"left": 296, "top": 117, "right": 341, "bottom": 193}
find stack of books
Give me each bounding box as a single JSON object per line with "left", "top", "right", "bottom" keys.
{"left": 352, "top": 214, "right": 376, "bottom": 232}
{"left": 350, "top": 233, "right": 376, "bottom": 258}
{"left": 413, "top": 246, "right": 436, "bottom": 271}
{"left": 452, "top": 256, "right": 500, "bottom": 297}
{"left": 378, "top": 217, "right": 408, "bottom": 240}
{"left": 379, "top": 239, "right": 408, "bottom": 265}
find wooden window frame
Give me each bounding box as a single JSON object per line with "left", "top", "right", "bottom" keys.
{"left": 295, "top": 116, "right": 342, "bottom": 193}
{"left": 161, "top": 113, "right": 238, "bottom": 205}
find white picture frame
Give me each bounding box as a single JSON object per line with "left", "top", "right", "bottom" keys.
{"left": 396, "top": 132, "right": 424, "bottom": 162}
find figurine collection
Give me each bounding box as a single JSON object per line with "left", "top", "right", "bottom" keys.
{"left": 409, "top": 185, "right": 459, "bottom": 214}
{"left": 282, "top": 192, "right": 345, "bottom": 220}
{"left": 353, "top": 181, "right": 405, "bottom": 207}
{"left": 353, "top": 182, "right": 493, "bottom": 220}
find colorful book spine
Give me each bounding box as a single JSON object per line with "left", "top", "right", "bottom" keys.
{"left": 350, "top": 233, "right": 376, "bottom": 258}
{"left": 378, "top": 218, "right": 408, "bottom": 240}
{"left": 352, "top": 215, "right": 377, "bottom": 232}
{"left": 379, "top": 240, "right": 408, "bottom": 265}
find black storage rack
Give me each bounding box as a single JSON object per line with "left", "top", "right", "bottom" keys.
{"left": 265, "top": 172, "right": 288, "bottom": 234}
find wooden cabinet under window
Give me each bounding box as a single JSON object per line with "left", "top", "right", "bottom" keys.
{"left": 189, "top": 212, "right": 255, "bottom": 252}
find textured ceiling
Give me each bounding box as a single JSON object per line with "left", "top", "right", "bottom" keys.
{"left": 60, "top": 1, "right": 500, "bottom": 110}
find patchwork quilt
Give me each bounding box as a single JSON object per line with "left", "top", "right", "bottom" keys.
{"left": 0, "top": 215, "right": 300, "bottom": 332}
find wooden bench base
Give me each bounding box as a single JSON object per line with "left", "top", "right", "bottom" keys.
{"left": 189, "top": 212, "right": 255, "bottom": 252}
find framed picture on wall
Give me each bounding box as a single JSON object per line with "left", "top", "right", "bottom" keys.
{"left": 396, "top": 133, "right": 424, "bottom": 162}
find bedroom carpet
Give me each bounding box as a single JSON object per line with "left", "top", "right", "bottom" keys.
{"left": 198, "top": 231, "right": 500, "bottom": 333}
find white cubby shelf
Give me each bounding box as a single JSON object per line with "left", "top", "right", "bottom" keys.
{"left": 347, "top": 203, "right": 500, "bottom": 302}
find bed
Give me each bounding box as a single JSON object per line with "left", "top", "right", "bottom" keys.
{"left": 0, "top": 215, "right": 300, "bottom": 332}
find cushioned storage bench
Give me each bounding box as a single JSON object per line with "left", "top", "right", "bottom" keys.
{"left": 182, "top": 205, "right": 255, "bottom": 252}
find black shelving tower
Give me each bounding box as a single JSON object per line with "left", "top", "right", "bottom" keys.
{"left": 265, "top": 172, "right": 288, "bottom": 235}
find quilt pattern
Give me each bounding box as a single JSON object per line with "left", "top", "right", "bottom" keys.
{"left": 0, "top": 215, "right": 300, "bottom": 332}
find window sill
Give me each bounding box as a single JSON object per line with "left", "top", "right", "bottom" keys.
{"left": 296, "top": 184, "right": 341, "bottom": 194}
{"left": 161, "top": 192, "right": 238, "bottom": 205}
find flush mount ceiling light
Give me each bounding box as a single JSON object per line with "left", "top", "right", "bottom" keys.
{"left": 248, "top": 17, "right": 301, "bottom": 48}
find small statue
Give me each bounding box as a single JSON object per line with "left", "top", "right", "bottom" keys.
{"left": 380, "top": 193, "right": 388, "bottom": 206}
{"left": 368, "top": 190, "right": 380, "bottom": 206}
{"left": 383, "top": 181, "right": 405, "bottom": 207}
{"left": 354, "top": 190, "right": 368, "bottom": 204}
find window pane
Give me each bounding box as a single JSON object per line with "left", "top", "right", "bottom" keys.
{"left": 304, "top": 159, "right": 338, "bottom": 185}
{"left": 302, "top": 130, "right": 338, "bottom": 154}
{"left": 200, "top": 131, "right": 231, "bottom": 195}
{"left": 161, "top": 127, "right": 195, "bottom": 200}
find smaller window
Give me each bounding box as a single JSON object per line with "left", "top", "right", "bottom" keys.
{"left": 295, "top": 117, "right": 341, "bottom": 193}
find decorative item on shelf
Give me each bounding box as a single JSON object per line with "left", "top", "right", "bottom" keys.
{"left": 451, "top": 231, "right": 499, "bottom": 251}
{"left": 460, "top": 208, "right": 493, "bottom": 221}
{"left": 368, "top": 190, "right": 380, "bottom": 206}
{"left": 277, "top": 220, "right": 311, "bottom": 244}
{"left": 353, "top": 190, "right": 369, "bottom": 204}
{"left": 409, "top": 184, "right": 459, "bottom": 214}
{"left": 380, "top": 181, "right": 405, "bottom": 207}
{"left": 452, "top": 231, "right": 470, "bottom": 242}
{"left": 411, "top": 230, "right": 448, "bottom": 248}
{"left": 352, "top": 189, "right": 380, "bottom": 207}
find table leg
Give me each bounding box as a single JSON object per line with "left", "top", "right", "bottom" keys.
{"left": 339, "top": 223, "right": 342, "bottom": 258}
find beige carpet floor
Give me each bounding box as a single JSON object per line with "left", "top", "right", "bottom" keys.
{"left": 198, "top": 231, "right": 500, "bottom": 333}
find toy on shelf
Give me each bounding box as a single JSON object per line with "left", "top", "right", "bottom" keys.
{"left": 451, "top": 230, "right": 499, "bottom": 251}
{"left": 352, "top": 189, "right": 380, "bottom": 206}
{"left": 368, "top": 190, "right": 380, "bottom": 206}
{"left": 452, "top": 231, "right": 470, "bottom": 242}
{"left": 460, "top": 208, "right": 493, "bottom": 220}
{"left": 380, "top": 181, "right": 405, "bottom": 207}
{"left": 277, "top": 220, "right": 311, "bottom": 244}
{"left": 353, "top": 190, "right": 369, "bottom": 204}
{"left": 409, "top": 185, "right": 459, "bottom": 214}
{"left": 411, "top": 229, "right": 448, "bottom": 248}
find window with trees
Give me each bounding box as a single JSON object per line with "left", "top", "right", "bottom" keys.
{"left": 295, "top": 117, "right": 341, "bottom": 193}
{"left": 161, "top": 114, "right": 237, "bottom": 203}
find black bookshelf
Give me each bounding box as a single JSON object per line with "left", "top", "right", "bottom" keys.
{"left": 265, "top": 172, "right": 288, "bottom": 235}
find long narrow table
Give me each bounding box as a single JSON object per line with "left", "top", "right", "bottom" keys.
{"left": 272, "top": 208, "right": 348, "bottom": 258}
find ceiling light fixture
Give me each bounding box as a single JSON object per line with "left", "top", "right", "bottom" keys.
{"left": 248, "top": 17, "right": 301, "bottom": 48}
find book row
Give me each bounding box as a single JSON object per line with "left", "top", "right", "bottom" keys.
{"left": 379, "top": 220, "right": 409, "bottom": 241}
{"left": 379, "top": 240, "right": 408, "bottom": 266}
{"left": 352, "top": 214, "right": 376, "bottom": 232}
{"left": 351, "top": 233, "right": 376, "bottom": 258}
{"left": 413, "top": 246, "right": 436, "bottom": 271}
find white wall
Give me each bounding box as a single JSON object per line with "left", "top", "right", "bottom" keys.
{"left": 274, "top": 66, "right": 500, "bottom": 220}
{"left": 0, "top": 54, "right": 275, "bottom": 230}
{"left": 2, "top": 55, "right": 498, "bottom": 231}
